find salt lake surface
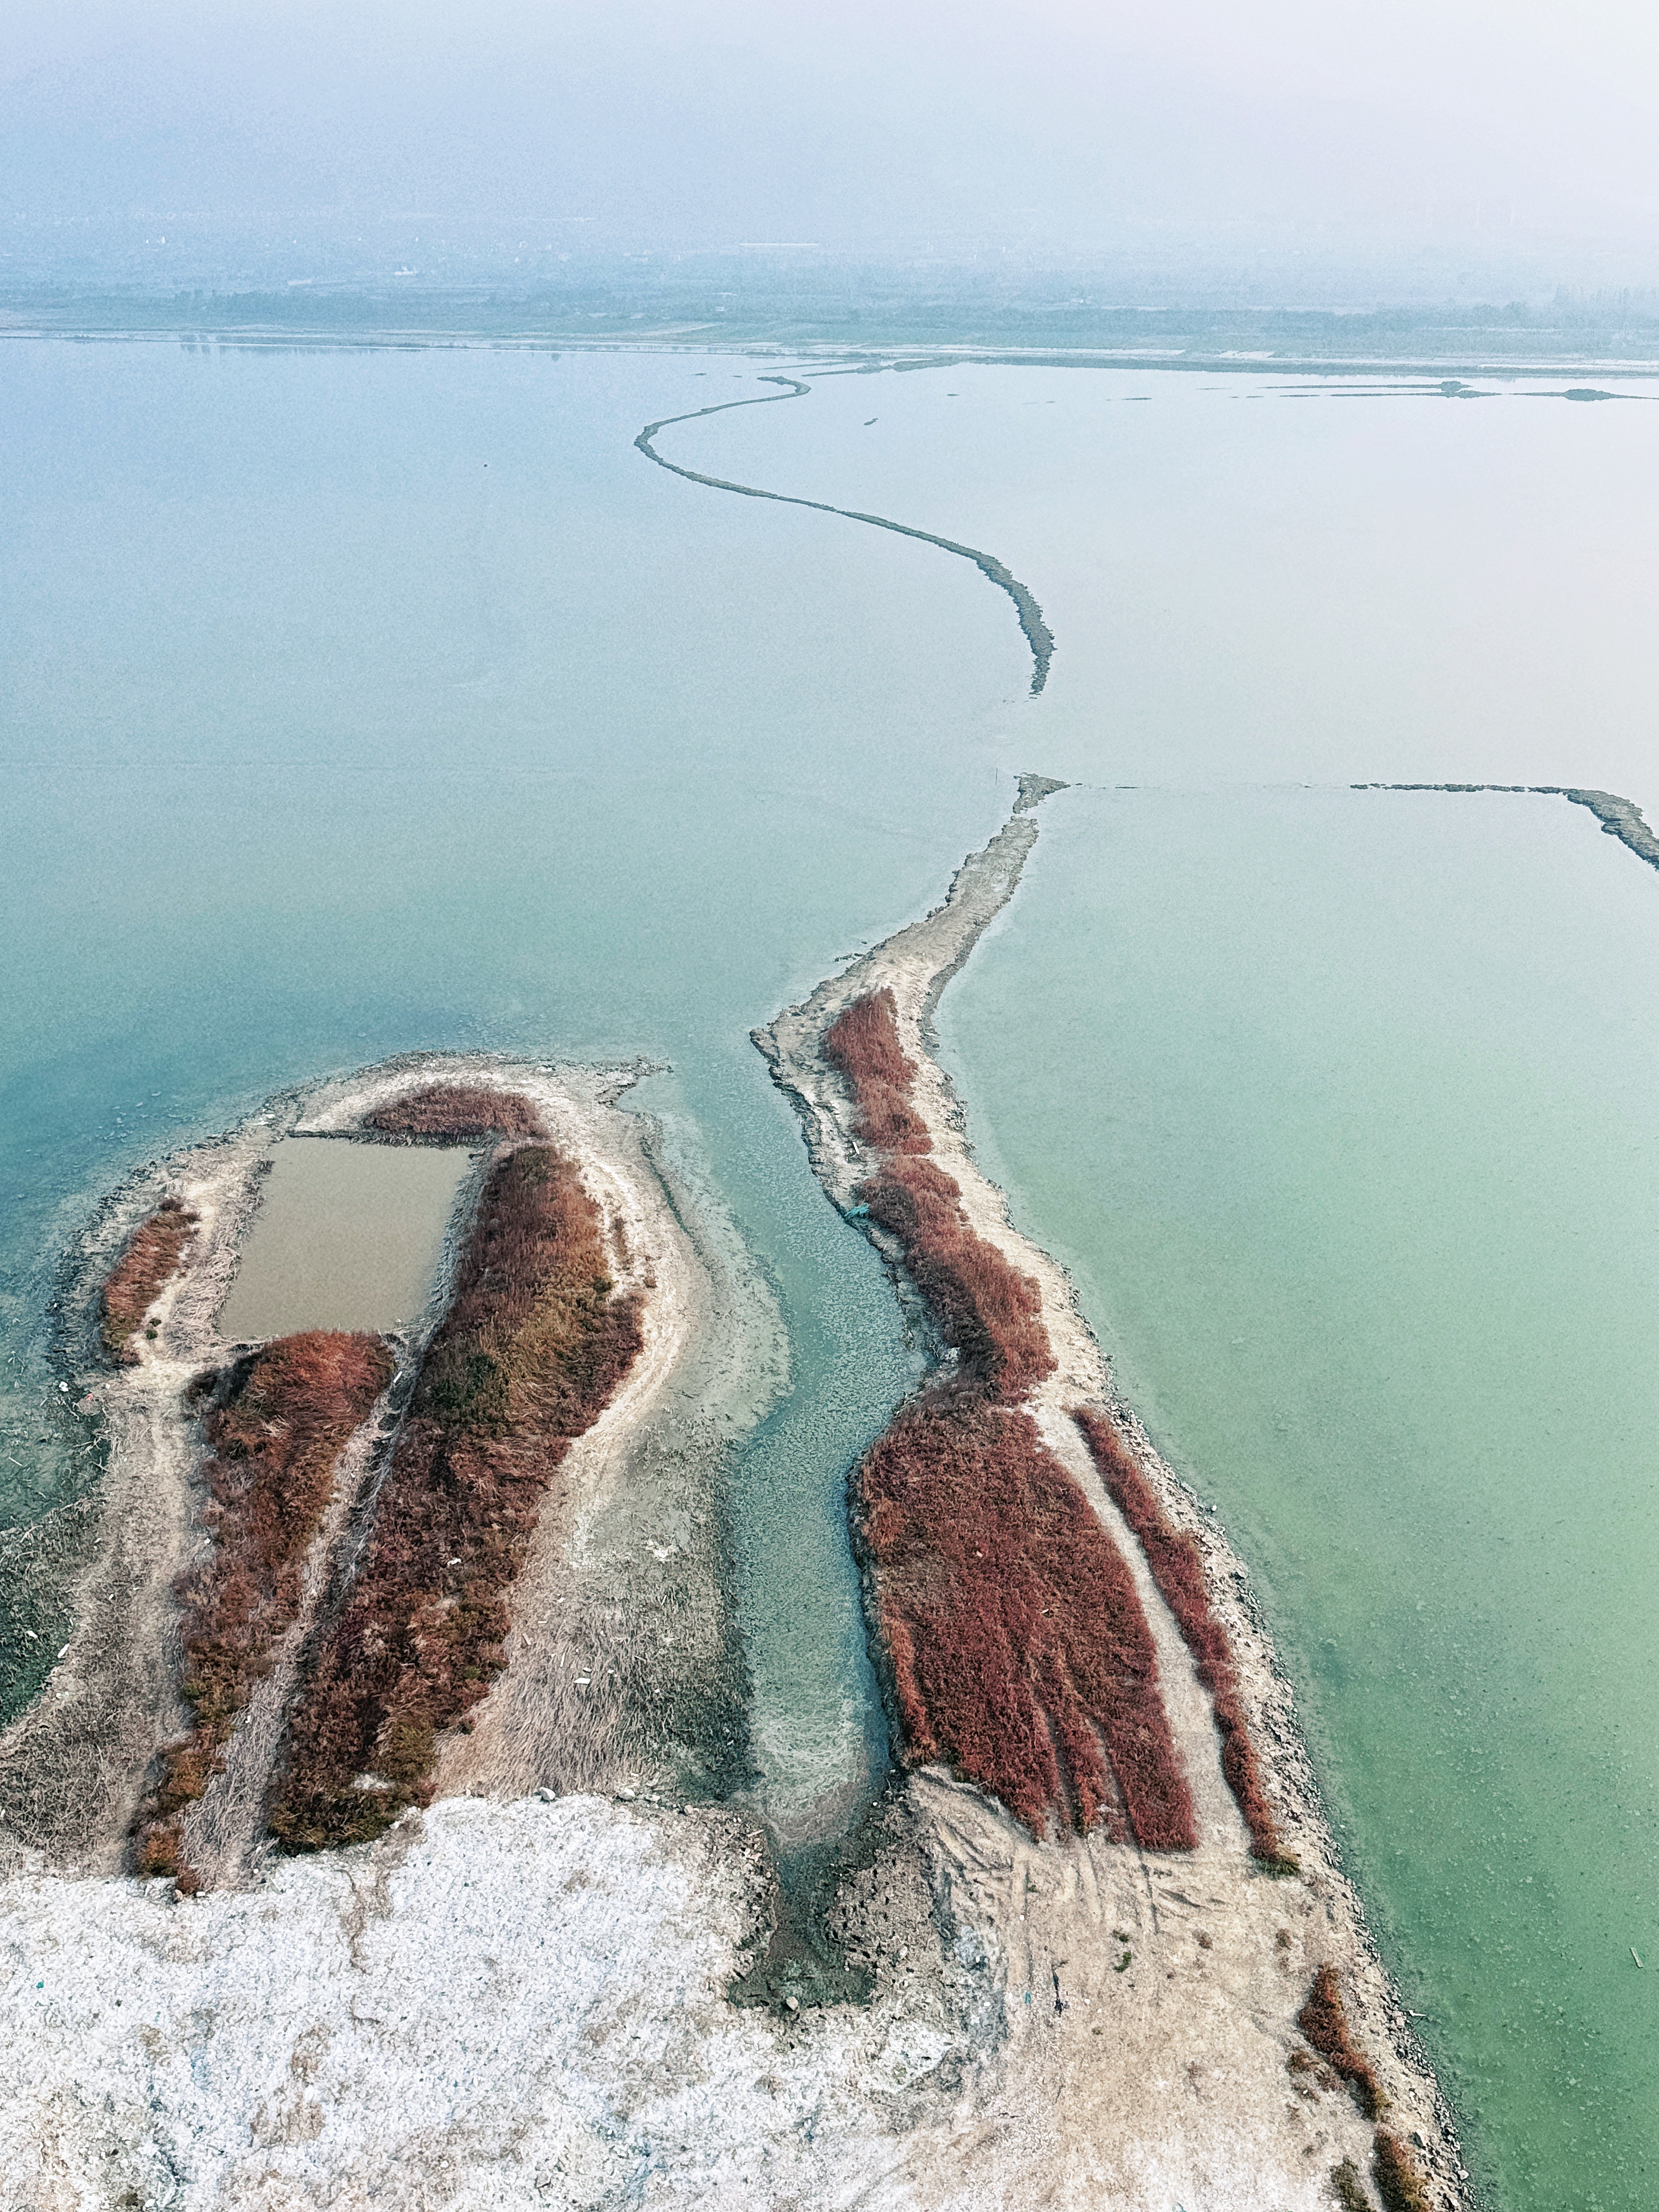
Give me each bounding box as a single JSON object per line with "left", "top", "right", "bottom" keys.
{"left": 4, "top": 332, "right": 1658, "bottom": 2207}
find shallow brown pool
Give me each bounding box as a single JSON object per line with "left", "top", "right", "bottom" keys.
{"left": 218, "top": 1138, "right": 477, "bottom": 1341}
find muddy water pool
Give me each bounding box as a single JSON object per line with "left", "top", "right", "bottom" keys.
{"left": 216, "top": 1138, "right": 479, "bottom": 1342}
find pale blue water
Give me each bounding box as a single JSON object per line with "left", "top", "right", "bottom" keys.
{"left": 0, "top": 338, "right": 1006, "bottom": 1834}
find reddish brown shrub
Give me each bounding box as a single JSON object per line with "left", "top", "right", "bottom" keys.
{"left": 821, "top": 991, "right": 1056, "bottom": 1401}
{"left": 822, "top": 989, "right": 931, "bottom": 1154}
{"left": 859, "top": 1394, "right": 1196, "bottom": 1848}
{"left": 1298, "top": 1965, "right": 1386, "bottom": 2120}
{"left": 1075, "top": 1407, "right": 1295, "bottom": 1870}
{"left": 861, "top": 1157, "right": 1055, "bottom": 1402}
{"left": 101, "top": 1198, "right": 197, "bottom": 1361}
{"left": 268, "top": 1144, "right": 643, "bottom": 1852}
{"left": 364, "top": 1084, "right": 545, "bottom": 1142}
{"left": 130, "top": 1330, "right": 392, "bottom": 1878}
{"left": 1372, "top": 2131, "right": 1431, "bottom": 2212}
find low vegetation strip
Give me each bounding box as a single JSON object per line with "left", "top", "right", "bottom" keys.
{"left": 858, "top": 1394, "right": 1197, "bottom": 1848}
{"left": 1371, "top": 2130, "right": 1433, "bottom": 2212}
{"left": 362, "top": 1083, "right": 546, "bottom": 1142}
{"left": 100, "top": 1196, "right": 197, "bottom": 1362}
{"left": 825, "top": 990, "right": 1054, "bottom": 1401}
{"left": 822, "top": 990, "right": 931, "bottom": 1153}
{"left": 268, "top": 1143, "right": 644, "bottom": 1851}
{"left": 1075, "top": 1407, "right": 1295, "bottom": 1871}
{"left": 132, "top": 1331, "right": 392, "bottom": 1883}
{"left": 1297, "top": 1963, "right": 1386, "bottom": 2120}
{"left": 861, "top": 1158, "right": 1056, "bottom": 1402}
{"left": 827, "top": 989, "right": 1191, "bottom": 1842}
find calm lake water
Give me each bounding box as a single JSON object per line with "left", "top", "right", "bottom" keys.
{"left": 939, "top": 784, "right": 1659, "bottom": 2212}
{"left": 0, "top": 339, "right": 993, "bottom": 1833}
{"left": 5, "top": 334, "right": 1659, "bottom": 2204}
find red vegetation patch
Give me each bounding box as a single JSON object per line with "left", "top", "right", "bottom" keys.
{"left": 861, "top": 1157, "right": 1055, "bottom": 1402}
{"left": 101, "top": 1198, "right": 197, "bottom": 1362}
{"left": 1298, "top": 1964, "right": 1386, "bottom": 2121}
{"left": 363, "top": 1084, "right": 545, "bottom": 1142}
{"left": 268, "top": 1144, "right": 643, "bottom": 1851}
{"left": 859, "top": 1394, "right": 1197, "bottom": 1848}
{"left": 1075, "top": 1407, "right": 1295, "bottom": 1871}
{"left": 1372, "top": 2131, "right": 1431, "bottom": 2212}
{"left": 131, "top": 1330, "right": 392, "bottom": 1879}
{"left": 822, "top": 990, "right": 1055, "bottom": 1401}
{"left": 822, "top": 988, "right": 932, "bottom": 1154}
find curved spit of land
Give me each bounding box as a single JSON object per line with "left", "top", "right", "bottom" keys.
{"left": 756, "top": 776, "right": 1468, "bottom": 2209}
{"left": 0, "top": 1058, "right": 757, "bottom": 1890}
{"left": 635, "top": 376, "right": 1056, "bottom": 696}
{"left": 1358, "top": 780, "right": 1659, "bottom": 871}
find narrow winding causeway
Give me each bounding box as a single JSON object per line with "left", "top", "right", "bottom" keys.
{"left": 635, "top": 375, "right": 1056, "bottom": 696}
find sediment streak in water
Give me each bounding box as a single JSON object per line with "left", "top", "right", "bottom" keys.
{"left": 635, "top": 376, "right": 1056, "bottom": 697}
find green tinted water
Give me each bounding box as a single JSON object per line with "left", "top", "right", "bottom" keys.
{"left": 938, "top": 784, "right": 1659, "bottom": 2210}
{"left": 8, "top": 337, "right": 1659, "bottom": 2197}
{"left": 0, "top": 339, "right": 1003, "bottom": 1831}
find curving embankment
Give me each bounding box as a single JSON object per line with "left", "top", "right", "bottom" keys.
{"left": 1360, "top": 779, "right": 1659, "bottom": 872}
{"left": 635, "top": 375, "right": 1055, "bottom": 695}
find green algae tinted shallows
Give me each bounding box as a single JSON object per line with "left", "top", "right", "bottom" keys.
{"left": 937, "top": 783, "right": 1659, "bottom": 2212}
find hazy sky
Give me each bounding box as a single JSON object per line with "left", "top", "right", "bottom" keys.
{"left": 6, "top": 1, "right": 1659, "bottom": 264}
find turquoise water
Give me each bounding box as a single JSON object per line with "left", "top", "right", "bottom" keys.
{"left": 0, "top": 337, "right": 1004, "bottom": 1830}
{"left": 8, "top": 335, "right": 1659, "bottom": 2198}
{"left": 938, "top": 783, "right": 1659, "bottom": 2211}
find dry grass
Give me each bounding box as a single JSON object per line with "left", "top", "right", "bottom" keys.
{"left": 860, "top": 1157, "right": 1056, "bottom": 1402}
{"left": 1298, "top": 1964, "right": 1386, "bottom": 2122}
{"left": 858, "top": 1393, "right": 1196, "bottom": 1847}
{"left": 1075, "top": 1407, "right": 1295, "bottom": 1871}
{"left": 1331, "top": 2159, "right": 1371, "bottom": 2211}
{"left": 824, "top": 991, "right": 1189, "bottom": 1842}
{"left": 268, "top": 1145, "right": 643, "bottom": 1852}
{"left": 1372, "top": 2133, "right": 1432, "bottom": 2212}
{"left": 101, "top": 1198, "right": 197, "bottom": 1362}
{"left": 363, "top": 1084, "right": 546, "bottom": 1142}
{"left": 131, "top": 1331, "right": 392, "bottom": 1879}
{"left": 822, "top": 989, "right": 932, "bottom": 1153}
{"left": 825, "top": 989, "right": 1054, "bottom": 1400}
